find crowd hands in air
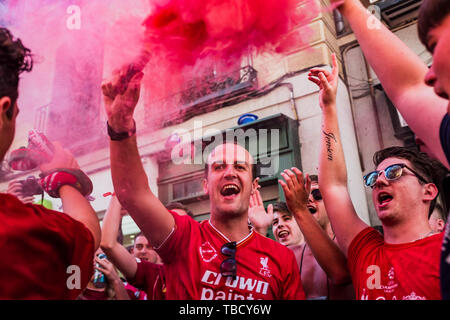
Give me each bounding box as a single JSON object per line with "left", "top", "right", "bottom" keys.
{"left": 1, "top": 0, "right": 450, "bottom": 300}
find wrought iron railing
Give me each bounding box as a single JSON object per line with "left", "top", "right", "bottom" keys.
{"left": 144, "top": 65, "right": 257, "bottom": 128}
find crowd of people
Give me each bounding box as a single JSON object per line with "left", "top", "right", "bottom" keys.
{"left": 0, "top": 0, "right": 450, "bottom": 300}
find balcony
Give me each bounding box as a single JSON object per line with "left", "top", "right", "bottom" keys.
{"left": 144, "top": 65, "right": 258, "bottom": 128}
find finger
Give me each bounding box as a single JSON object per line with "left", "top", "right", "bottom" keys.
{"left": 278, "top": 179, "right": 291, "bottom": 198}
{"left": 249, "top": 193, "right": 255, "bottom": 208}
{"left": 291, "top": 167, "right": 305, "bottom": 185}
{"left": 284, "top": 169, "right": 299, "bottom": 188}
{"left": 310, "top": 68, "right": 330, "bottom": 77}
{"left": 94, "top": 266, "right": 108, "bottom": 274}
{"left": 256, "top": 188, "right": 263, "bottom": 207}
{"left": 304, "top": 173, "right": 311, "bottom": 195}
{"left": 308, "top": 76, "right": 322, "bottom": 88}
{"left": 331, "top": 53, "right": 339, "bottom": 76}
{"left": 318, "top": 72, "right": 332, "bottom": 91}
{"left": 280, "top": 172, "right": 295, "bottom": 191}
{"left": 285, "top": 168, "right": 303, "bottom": 186}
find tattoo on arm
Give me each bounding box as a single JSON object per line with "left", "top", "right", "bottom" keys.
{"left": 323, "top": 131, "right": 337, "bottom": 161}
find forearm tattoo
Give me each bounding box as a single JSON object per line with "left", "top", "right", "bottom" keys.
{"left": 323, "top": 130, "right": 337, "bottom": 161}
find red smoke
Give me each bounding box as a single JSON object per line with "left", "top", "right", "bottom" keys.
{"left": 142, "top": 0, "right": 320, "bottom": 67}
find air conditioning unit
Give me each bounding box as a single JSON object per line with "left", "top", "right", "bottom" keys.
{"left": 375, "top": 0, "right": 423, "bottom": 28}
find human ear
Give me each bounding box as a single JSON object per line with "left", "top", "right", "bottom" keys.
{"left": 202, "top": 178, "right": 209, "bottom": 196}
{"left": 423, "top": 183, "right": 439, "bottom": 202}
{"left": 0, "top": 97, "right": 12, "bottom": 123}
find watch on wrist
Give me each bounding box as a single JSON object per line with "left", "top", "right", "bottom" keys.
{"left": 107, "top": 120, "right": 136, "bottom": 141}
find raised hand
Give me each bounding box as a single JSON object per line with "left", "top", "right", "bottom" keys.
{"left": 102, "top": 69, "right": 144, "bottom": 133}
{"left": 308, "top": 53, "right": 339, "bottom": 108}
{"left": 279, "top": 168, "right": 311, "bottom": 216}
{"left": 248, "top": 183, "right": 273, "bottom": 235}
{"left": 39, "top": 142, "right": 79, "bottom": 174}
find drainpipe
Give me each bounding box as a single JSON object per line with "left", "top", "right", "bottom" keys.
{"left": 362, "top": 54, "right": 385, "bottom": 151}
{"left": 279, "top": 82, "right": 299, "bottom": 121}
{"left": 341, "top": 44, "right": 369, "bottom": 172}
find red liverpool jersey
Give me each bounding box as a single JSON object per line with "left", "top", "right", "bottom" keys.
{"left": 348, "top": 227, "right": 442, "bottom": 300}
{"left": 156, "top": 212, "right": 305, "bottom": 300}
{"left": 0, "top": 193, "right": 95, "bottom": 299}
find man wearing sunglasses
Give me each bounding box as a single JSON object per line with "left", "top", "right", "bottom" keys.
{"left": 330, "top": 0, "right": 450, "bottom": 299}
{"left": 310, "top": 54, "right": 444, "bottom": 300}
{"left": 102, "top": 70, "right": 305, "bottom": 299}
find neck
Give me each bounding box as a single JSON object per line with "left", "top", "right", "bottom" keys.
{"left": 383, "top": 217, "right": 433, "bottom": 244}
{"left": 209, "top": 212, "right": 250, "bottom": 242}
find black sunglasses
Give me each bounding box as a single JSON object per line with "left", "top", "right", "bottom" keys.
{"left": 363, "top": 163, "right": 428, "bottom": 188}
{"left": 220, "top": 241, "right": 237, "bottom": 280}
{"left": 311, "top": 189, "right": 322, "bottom": 201}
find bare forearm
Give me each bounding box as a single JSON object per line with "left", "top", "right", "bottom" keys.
{"left": 110, "top": 137, "right": 151, "bottom": 205}
{"left": 109, "top": 137, "right": 175, "bottom": 248}
{"left": 341, "top": 1, "right": 428, "bottom": 91}
{"left": 101, "top": 196, "right": 123, "bottom": 249}
{"left": 294, "top": 208, "right": 350, "bottom": 283}
{"left": 319, "top": 105, "right": 347, "bottom": 187}
{"left": 339, "top": 0, "right": 448, "bottom": 166}
{"left": 60, "top": 185, "right": 101, "bottom": 248}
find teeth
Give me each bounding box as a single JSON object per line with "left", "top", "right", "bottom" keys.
{"left": 224, "top": 185, "right": 238, "bottom": 190}
{"left": 278, "top": 231, "right": 289, "bottom": 237}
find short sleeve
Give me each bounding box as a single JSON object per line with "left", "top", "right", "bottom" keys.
{"left": 154, "top": 211, "right": 197, "bottom": 265}
{"left": 347, "top": 227, "right": 384, "bottom": 277}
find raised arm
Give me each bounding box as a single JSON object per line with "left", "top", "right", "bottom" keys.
{"left": 333, "top": 0, "right": 448, "bottom": 167}
{"left": 310, "top": 54, "right": 368, "bottom": 255}
{"left": 100, "top": 195, "right": 138, "bottom": 280}
{"left": 102, "top": 70, "right": 174, "bottom": 248}
{"left": 279, "top": 169, "right": 351, "bottom": 284}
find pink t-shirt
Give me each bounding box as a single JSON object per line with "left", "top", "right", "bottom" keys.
{"left": 156, "top": 213, "right": 305, "bottom": 300}
{"left": 348, "top": 227, "right": 442, "bottom": 300}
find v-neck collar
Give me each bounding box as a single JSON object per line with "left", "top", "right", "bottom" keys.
{"left": 207, "top": 219, "right": 254, "bottom": 247}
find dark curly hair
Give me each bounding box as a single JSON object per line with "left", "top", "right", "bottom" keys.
{"left": 373, "top": 146, "right": 449, "bottom": 217}
{"left": 0, "top": 27, "right": 33, "bottom": 119}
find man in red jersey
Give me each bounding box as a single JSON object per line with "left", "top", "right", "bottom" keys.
{"left": 310, "top": 54, "right": 444, "bottom": 300}
{"left": 102, "top": 70, "right": 305, "bottom": 300}
{"left": 0, "top": 27, "right": 100, "bottom": 299}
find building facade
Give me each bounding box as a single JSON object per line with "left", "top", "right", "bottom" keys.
{"left": 0, "top": 0, "right": 428, "bottom": 246}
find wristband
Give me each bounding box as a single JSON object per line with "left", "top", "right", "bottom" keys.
{"left": 107, "top": 120, "right": 136, "bottom": 141}
{"left": 39, "top": 168, "right": 93, "bottom": 198}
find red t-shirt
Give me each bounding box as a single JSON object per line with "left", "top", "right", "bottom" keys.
{"left": 0, "top": 194, "right": 95, "bottom": 299}
{"left": 156, "top": 213, "right": 305, "bottom": 300}
{"left": 348, "top": 227, "right": 443, "bottom": 300}
{"left": 127, "top": 259, "right": 165, "bottom": 300}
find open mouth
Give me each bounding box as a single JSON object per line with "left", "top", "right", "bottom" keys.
{"left": 377, "top": 192, "right": 393, "bottom": 207}
{"left": 220, "top": 184, "right": 241, "bottom": 197}
{"left": 278, "top": 230, "right": 289, "bottom": 240}
{"left": 307, "top": 205, "right": 317, "bottom": 214}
